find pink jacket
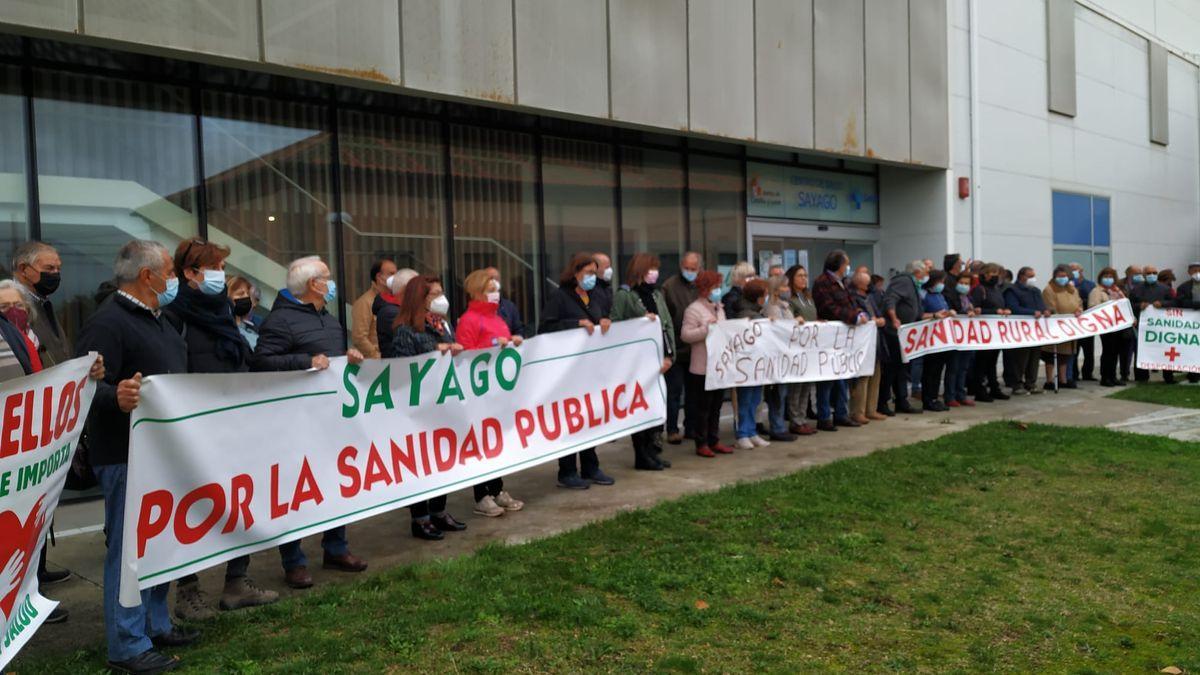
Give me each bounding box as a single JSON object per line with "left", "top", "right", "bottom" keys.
{"left": 457, "top": 300, "right": 511, "bottom": 349}
{"left": 680, "top": 298, "right": 725, "bottom": 376}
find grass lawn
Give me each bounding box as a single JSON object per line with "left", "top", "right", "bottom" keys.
{"left": 1108, "top": 381, "right": 1200, "bottom": 408}
{"left": 21, "top": 422, "right": 1200, "bottom": 674}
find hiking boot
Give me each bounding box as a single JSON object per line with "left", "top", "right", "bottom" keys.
{"left": 219, "top": 577, "right": 279, "bottom": 611}
{"left": 174, "top": 583, "right": 215, "bottom": 621}
{"left": 323, "top": 552, "right": 369, "bottom": 572}
{"left": 494, "top": 491, "right": 524, "bottom": 511}
{"left": 284, "top": 566, "right": 313, "bottom": 589}
{"left": 474, "top": 495, "right": 506, "bottom": 517}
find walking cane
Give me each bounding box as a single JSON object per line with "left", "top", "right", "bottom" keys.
{"left": 1053, "top": 349, "right": 1060, "bottom": 394}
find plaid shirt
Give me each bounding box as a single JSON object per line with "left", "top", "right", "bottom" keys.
{"left": 812, "top": 271, "right": 863, "bottom": 324}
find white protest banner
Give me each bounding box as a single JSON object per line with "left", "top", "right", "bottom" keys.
{"left": 899, "top": 299, "right": 1134, "bottom": 363}
{"left": 1137, "top": 306, "right": 1200, "bottom": 373}
{"left": 120, "top": 319, "right": 664, "bottom": 605}
{"left": 0, "top": 355, "right": 96, "bottom": 669}
{"left": 704, "top": 319, "right": 877, "bottom": 390}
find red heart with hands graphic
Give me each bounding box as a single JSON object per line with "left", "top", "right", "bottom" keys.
{"left": 0, "top": 496, "right": 48, "bottom": 620}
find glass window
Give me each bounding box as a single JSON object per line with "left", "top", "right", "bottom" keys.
{"left": 0, "top": 65, "right": 28, "bottom": 276}
{"left": 688, "top": 154, "right": 744, "bottom": 271}
{"left": 542, "top": 136, "right": 615, "bottom": 301}
{"left": 450, "top": 124, "right": 538, "bottom": 326}
{"left": 34, "top": 69, "right": 198, "bottom": 340}
{"left": 1093, "top": 197, "right": 1110, "bottom": 246}
{"left": 203, "top": 91, "right": 335, "bottom": 315}
{"left": 1052, "top": 191, "right": 1110, "bottom": 281}
{"left": 337, "top": 110, "right": 443, "bottom": 305}
{"left": 620, "top": 146, "right": 684, "bottom": 281}
{"left": 1052, "top": 192, "right": 1092, "bottom": 245}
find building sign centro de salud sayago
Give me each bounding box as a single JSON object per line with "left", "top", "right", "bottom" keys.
{"left": 746, "top": 161, "right": 879, "bottom": 224}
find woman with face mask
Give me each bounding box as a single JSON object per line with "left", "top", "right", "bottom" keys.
{"left": 680, "top": 271, "right": 735, "bottom": 457}
{"left": 456, "top": 269, "right": 525, "bottom": 516}
{"left": 226, "top": 275, "right": 259, "bottom": 350}
{"left": 162, "top": 238, "right": 279, "bottom": 619}
{"left": 1089, "top": 267, "right": 1129, "bottom": 387}
{"left": 611, "top": 253, "right": 676, "bottom": 470}
{"left": 1041, "top": 264, "right": 1084, "bottom": 389}
{"left": 967, "top": 263, "right": 1012, "bottom": 402}
{"left": 392, "top": 275, "right": 468, "bottom": 540}
{"left": 783, "top": 265, "right": 819, "bottom": 435}
{"left": 540, "top": 253, "right": 615, "bottom": 488}
{"left": 919, "top": 270, "right": 955, "bottom": 412}
{"left": 729, "top": 279, "right": 773, "bottom": 450}
{"left": 0, "top": 281, "right": 43, "bottom": 373}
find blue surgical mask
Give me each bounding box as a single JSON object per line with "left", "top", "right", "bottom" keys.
{"left": 580, "top": 274, "right": 597, "bottom": 291}
{"left": 930, "top": 283, "right": 944, "bottom": 294}
{"left": 1132, "top": 274, "right": 1145, "bottom": 284}
{"left": 1071, "top": 270, "right": 1080, "bottom": 279}
{"left": 709, "top": 288, "right": 723, "bottom": 303}
{"left": 1055, "top": 277, "right": 1070, "bottom": 286}
{"left": 157, "top": 276, "right": 178, "bottom": 307}
{"left": 955, "top": 283, "right": 970, "bottom": 295}
{"left": 682, "top": 269, "right": 698, "bottom": 283}
{"left": 200, "top": 268, "right": 226, "bottom": 296}
{"left": 1146, "top": 274, "right": 1158, "bottom": 284}
{"left": 323, "top": 279, "right": 337, "bottom": 303}
{"left": 1100, "top": 277, "right": 1115, "bottom": 287}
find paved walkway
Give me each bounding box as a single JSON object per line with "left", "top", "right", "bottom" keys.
{"left": 15, "top": 381, "right": 1187, "bottom": 663}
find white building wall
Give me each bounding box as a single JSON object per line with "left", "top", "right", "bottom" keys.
{"left": 942, "top": 0, "right": 1200, "bottom": 278}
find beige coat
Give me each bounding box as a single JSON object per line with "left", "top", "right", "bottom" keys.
{"left": 1042, "top": 283, "right": 1082, "bottom": 355}
{"left": 350, "top": 288, "right": 381, "bottom": 359}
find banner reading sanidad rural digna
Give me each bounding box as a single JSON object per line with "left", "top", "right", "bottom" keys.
{"left": 704, "top": 319, "right": 876, "bottom": 390}
{"left": 0, "top": 355, "right": 96, "bottom": 669}
{"left": 119, "top": 319, "right": 665, "bottom": 606}
{"left": 899, "top": 299, "right": 1134, "bottom": 362}
{"left": 1137, "top": 306, "right": 1200, "bottom": 372}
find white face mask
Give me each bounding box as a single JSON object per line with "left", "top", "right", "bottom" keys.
{"left": 429, "top": 294, "right": 450, "bottom": 316}
{"left": 1027, "top": 277, "right": 1038, "bottom": 286}
{"left": 491, "top": 279, "right": 501, "bottom": 292}
{"left": 385, "top": 275, "right": 395, "bottom": 292}
{"left": 1192, "top": 273, "right": 1200, "bottom": 282}
{"left": 486, "top": 291, "right": 500, "bottom": 304}
{"left": 602, "top": 267, "right": 613, "bottom": 282}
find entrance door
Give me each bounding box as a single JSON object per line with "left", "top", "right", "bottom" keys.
{"left": 747, "top": 219, "right": 877, "bottom": 279}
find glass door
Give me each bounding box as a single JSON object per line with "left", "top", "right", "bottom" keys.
{"left": 752, "top": 236, "right": 874, "bottom": 277}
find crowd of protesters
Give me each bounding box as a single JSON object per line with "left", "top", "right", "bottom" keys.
{"left": 1, "top": 237, "right": 1191, "bottom": 673}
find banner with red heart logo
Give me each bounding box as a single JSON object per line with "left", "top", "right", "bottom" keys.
{"left": 0, "top": 355, "right": 96, "bottom": 669}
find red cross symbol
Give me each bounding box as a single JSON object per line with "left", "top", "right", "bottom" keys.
{"left": 1165, "top": 347, "right": 1182, "bottom": 362}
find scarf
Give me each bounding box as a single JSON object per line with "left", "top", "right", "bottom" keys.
{"left": 171, "top": 283, "right": 249, "bottom": 367}
{"left": 634, "top": 284, "right": 659, "bottom": 316}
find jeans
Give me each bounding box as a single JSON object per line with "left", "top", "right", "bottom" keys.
{"left": 664, "top": 359, "right": 690, "bottom": 435}
{"left": 473, "top": 478, "right": 503, "bottom": 502}
{"left": 96, "top": 463, "right": 172, "bottom": 662}
{"left": 764, "top": 384, "right": 789, "bottom": 434}
{"left": 558, "top": 448, "right": 600, "bottom": 479}
{"left": 735, "top": 386, "right": 764, "bottom": 438}
{"left": 816, "top": 379, "right": 848, "bottom": 421}
{"left": 278, "top": 525, "right": 348, "bottom": 571}
{"left": 945, "top": 352, "right": 973, "bottom": 402}
{"left": 909, "top": 357, "right": 923, "bottom": 393}
{"left": 686, "top": 373, "right": 725, "bottom": 448}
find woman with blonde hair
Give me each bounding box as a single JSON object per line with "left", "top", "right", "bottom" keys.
{"left": 457, "top": 269, "right": 526, "bottom": 516}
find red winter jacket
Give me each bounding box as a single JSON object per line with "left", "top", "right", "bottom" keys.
{"left": 457, "top": 300, "right": 512, "bottom": 350}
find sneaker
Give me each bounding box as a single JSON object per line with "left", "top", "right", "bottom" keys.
{"left": 39, "top": 569, "right": 71, "bottom": 585}
{"left": 1010, "top": 388, "right": 1029, "bottom": 397}
{"left": 174, "top": 582, "right": 216, "bottom": 621}
{"left": 108, "top": 649, "right": 180, "bottom": 674}
{"left": 557, "top": 474, "right": 590, "bottom": 490}
{"left": 735, "top": 437, "right": 754, "bottom": 450}
{"left": 45, "top": 606, "right": 68, "bottom": 624}
{"left": 473, "top": 495, "right": 506, "bottom": 517}
{"left": 219, "top": 577, "right": 279, "bottom": 611}
{"left": 750, "top": 435, "right": 771, "bottom": 447}
{"left": 494, "top": 491, "right": 524, "bottom": 511}
{"left": 583, "top": 469, "right": 615, "bottom": 486}
{"left": 1027, "top": 386, "right": 1043, "bottom": 395}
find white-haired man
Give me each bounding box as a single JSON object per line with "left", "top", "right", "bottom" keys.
{"left": 251, "top": 256, "right": 367, "bottom": 589}
{"left": 75, "top": 239, "right": 194, "bottom": 673}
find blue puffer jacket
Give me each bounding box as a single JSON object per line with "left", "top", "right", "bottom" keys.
{"left": 251, "top": 293, "right": 347, "bottom": 371}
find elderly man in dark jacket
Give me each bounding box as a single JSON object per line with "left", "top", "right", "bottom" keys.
{"left": 968, "top": 263, "right": 1012, "bottom": 401}
{"left": 75, "top": 239, "right": 195, "bottom": 674}
{"left": 660, "top": 251, "right": 701, "bottom": 443}
{"left": 252, "top": 255, "right": 367, "bottom": 589}
{"left": 1003, "top": 267, "right": 1046, "bottom": 395}
{"left": 880, "top": 260, "right": 927, "bottom": 415}
{"left": 1129, "top": 264, "right": 1175, "bottom": 383}
{"left": 812, "top": 250, "right": 868, "bottom": 431}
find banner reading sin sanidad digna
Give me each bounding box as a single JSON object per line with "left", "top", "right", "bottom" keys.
{"left": 119, "top": 319, "right": 665, "bottom": 606}
{"left": 1137, "top": 306, "right": 1200, "bottom": 373}
{"left": 0, "top": 355, "right": 97, "bottom": 669}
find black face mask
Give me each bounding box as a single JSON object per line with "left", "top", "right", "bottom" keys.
{"left": 983, "top": 277, "right": 998, "bottom": 287}
{"left": 33, "top": 271, "right": 61, "bottom": 297}
{"left": 232, "top": 297, "right": 253, "bottom": 318}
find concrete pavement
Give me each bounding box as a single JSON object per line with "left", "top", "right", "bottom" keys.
{"left": 15, "top": 380, "right": 1186, "bottom": 664}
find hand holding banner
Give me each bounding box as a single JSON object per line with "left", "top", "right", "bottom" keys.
{"left": 0, "top": 355, "right": 97, "bottom": 669}
{"left": 120, "top": 319, "right": 665, "bottom": 606}
{"left": 899, "top": 299, "right": 1134, "bottom": 362}
{"left": 704, "top": 318, "right": 877, "bottom": 390}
